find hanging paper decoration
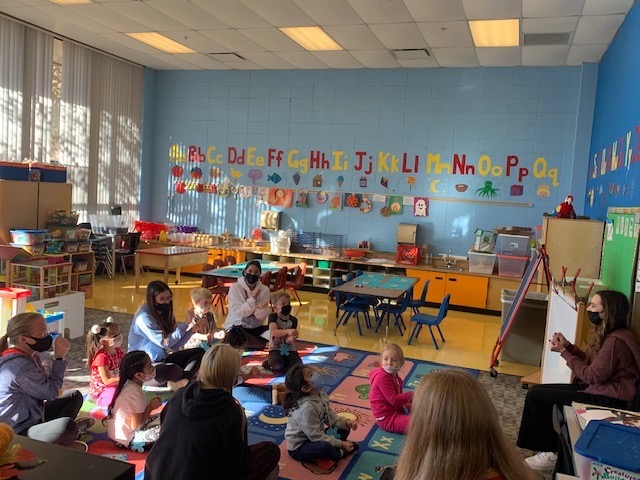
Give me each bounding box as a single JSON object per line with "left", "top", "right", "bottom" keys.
{"left": 345, "top": 193, "right": 361, "bottom": 208}
{"left": 229, "top": 168, "right": 243, "bottom": 181}
{"left": 210, "top": 167, "right": 221, "bottom": 179}
{"left": 267, "top": 188, "right": 293, "bottom": 207}
{"left": 175, "top": 181, "right": 186, "bottom": 194}
{"left": 248, "top": 169, "right": 263, "bottom": 184}
{"left": 171, "top": 165, "right": 184, "bottom": 177}
{"left": 267, "top": 172, "right": 282, "bottom": 184}
{"left": 414, "top": 197, "right": 429, "bottom": 217}
{"left": 292, "top": 172, "right": 301, "bottom": 185}
{"left": 329, "top": 193, "right": 343, "bottom": 210}
{"left": 388, "top": 195, "right": 403, "bottom": 215}
{"left": 360, "top": 197, "right": 372, "bottom": 213}
{"left": 295, "top": 191, "right": 308, "bottom": 207}
{"left": 316, "top": 191, "right": 328, "bottom": 204}
{"left": 238, "top": 185, "right": 254, "bottom": 198}
{"left": 313, "top": 174, "right": 323, "bottom": 187}
{"left": 190, "top": 166, "right": 202, "bottom": 179}
{"left": 256, "top": 187, "right": 269, "bottom": 204}
{"left": 337, "top": 175, "right": 344, "bottom": 188}
{"left": 407, "top": 176, "right": 415, "bottom": 190}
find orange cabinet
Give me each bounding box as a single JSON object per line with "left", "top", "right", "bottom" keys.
{"left": 406, "top": 269, "right": 489, "bottom": 309}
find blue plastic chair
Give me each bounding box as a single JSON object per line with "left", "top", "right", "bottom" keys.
{"left": 374, "top": 288, "right": 412, "bottom": 336}
{"left": 407, "top": 294, "right": 450, "bottom": 348}
{"left": 333, "top": 278, "right": 373, "bottom": 336}
{"left": 408, "top": 280, "right": 430, "bottom": 316}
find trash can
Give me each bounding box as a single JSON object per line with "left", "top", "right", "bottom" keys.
{"left": 500, "top": 289, "right": 548, "bottom": 366}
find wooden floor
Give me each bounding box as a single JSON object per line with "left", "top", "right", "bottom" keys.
{"left": 86, "top": 271, "right": 540, "bottom": 377}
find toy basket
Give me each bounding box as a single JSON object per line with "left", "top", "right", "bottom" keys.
{"left": 396, "top": 245, "right": 420, "bottom": 265}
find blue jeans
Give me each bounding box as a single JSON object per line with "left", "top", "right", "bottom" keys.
{"left": 288, "top": 428, "right": 349, "bottom": 463}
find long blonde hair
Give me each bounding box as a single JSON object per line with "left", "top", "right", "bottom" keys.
{"left": 394, "top": 370, "right": 532, "bottom": 480}
{"left": 0, "top": 312, "right": 43, "bottom": 352}
{"left": 198, "top": 344, "right": 240, "bottom": 392}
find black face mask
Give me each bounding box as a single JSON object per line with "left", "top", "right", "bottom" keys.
{"left": 156, "top": 303, "right": 171, "bottom": 314}
{"left": 588, "top": 311, "right": 603, "bottom": 325}
{"left": 280, "top": 305, "right": 292, "bottom": 316}
{"left": 245, "top": 273, "right": 259, "bottom": 285}
{"left": 26, "top": 334, "right": 53, "bottom": 352}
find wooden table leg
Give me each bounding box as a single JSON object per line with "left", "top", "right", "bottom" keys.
{"left": 175, "top": 267, "right": 181, "bottom": 284}
{"left": 134, "top": 254, "right": 141, "bottom": 292}
{"left": 163, "top": 261, "right": 169, "bottom": 284}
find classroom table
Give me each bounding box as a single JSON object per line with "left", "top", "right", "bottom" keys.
{"left": 134, "top": 246, "right": 209, "bottom": 292}
{"left": 197, "top": 259, "right": 298, "bottom": 279}
{"left": 6, "top": 435, "right": 134, "bottom": 479}
{"left": 331, "top": 272, "right": 418, "bottom": 341}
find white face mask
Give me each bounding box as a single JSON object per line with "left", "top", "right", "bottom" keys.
{"left": 194, "top": 305, "right": 210, "bottom": 317}
{"left": 141, "top": 367, "right": 156, "bottom": 383}
{"left": 110, "top": 334, "right": 123, "bottom": 348}
{"left": 382, "top": 365, "right": 399, "bottom": 375}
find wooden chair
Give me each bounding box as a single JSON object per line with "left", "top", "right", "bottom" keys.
{"left": 115, "top": 232, "right": 141, "bottom": 276}
{"left": 224, "top": 255, "right": 237, "bottom": 265}
{"left": 211, "top": 258, "right": 226, "bottom": 269}
{"left": 407, "top": 294, "right": 450, "bottom": 348}
{"left": 284, "top": 262, "right": 306, "bottom": 304}
{"left": 202, "top": 263, "right": 230, "bottom": 314}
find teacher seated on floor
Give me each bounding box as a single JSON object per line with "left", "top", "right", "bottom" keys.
{"left": 517, "top": 290, "right": 640, "bottom": 472}
{"left": 129, "top": 280, "right": 206, "bottom": 387}
{"left": 224, "top": 260, "right": 271, "bottom": 349}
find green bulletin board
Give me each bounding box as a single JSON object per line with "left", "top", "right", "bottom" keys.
{"left": 600, "top": 208, "right": 640, "bottom": 299}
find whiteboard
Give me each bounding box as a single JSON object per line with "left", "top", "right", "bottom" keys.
{"left": 541, "top": 290, "right": 581, "bottom": 384}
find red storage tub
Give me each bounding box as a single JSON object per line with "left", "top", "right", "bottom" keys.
{"left": 396, "top": 245, "right": 420, "bottom": 265}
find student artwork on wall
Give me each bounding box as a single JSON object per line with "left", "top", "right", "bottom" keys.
{"left": 329, "top": 193, "right": 342, "bottom": 210}
{"left": 295, "top": 191, "right": 308, "bottom": 208}
{"left": 414, "top": 197, "right": 429, "bottom": 217}
{"left": 388, "top": 195, "right": 403, "bottom": 215}
{"left": 267, "top": 188, "right": 293, "bottom": 207}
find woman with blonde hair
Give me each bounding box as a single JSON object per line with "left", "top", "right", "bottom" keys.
{"left": 394, "top": 369, "right": 533, "bottom": 480}
{"left": 145, "top": 343, "right": 280, "bottom": 480}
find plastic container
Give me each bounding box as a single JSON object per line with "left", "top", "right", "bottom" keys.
{"left": 497, "top": 254, "right": 528, "bottom": 278}
{"left": 500, "top": 289, "right": 548, "bottom": 366}
{"left": 574, "top": 421, "right": 640, "bottom": 480}
{"left": 468, "top": 251, "right": 497, "bottom": 274}
{"left": 48, "top": 226, "right": 78, "bottom": 241}
{"left": 10, "top": 230, "right": 47, "bottom": 245}
{"left": 72, "top": 261, "right": 89, "bottom": 272}
{"left": 497, "top": 234, "right": 530, "bottom": 257}
{"left": 63, "top": 242, "right": 79, "bottom": 253}
{"left": 78, "top": 242, "right": 91, "bottom": 252}
{"left": 48, "top": 210, "right": 79, "bottom": 226}
{"left": 77, "top": 228, "right": 91, "bottom": 240}
{"left": 10, "top": 243, "right": 45, "bottom": 256}
{"left": 396, "top": 245, "right": 420, "bottom": 265}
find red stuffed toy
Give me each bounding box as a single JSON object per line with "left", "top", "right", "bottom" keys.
{"left": 554, "top": 195, "right": 576, "bottom": 219}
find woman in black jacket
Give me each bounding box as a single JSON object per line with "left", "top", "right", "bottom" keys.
{"left": 144, "top": 343, "right": 280, "bottom": 480}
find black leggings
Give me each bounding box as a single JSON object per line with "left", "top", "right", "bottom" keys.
{"left": 154, "top": 347, "right": 205, "bottom": 384}
{"left": 20, "top": 389, "right": 83, "bottom": 446}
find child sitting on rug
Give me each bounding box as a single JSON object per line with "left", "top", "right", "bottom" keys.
{"left": 182, "top": 287, "right": 225, "bottom": 350}
{"left": 369, "top": 343, "right": 413, "bottom": 434}
{"left": 86, "top": 317, "right": 125, "bottom": 407}
{"left": 106, "top": 350, "right": 163, "bottom": 450}
{"left": 393, "top": 370, "right": 533, "bottom": 480}
{"left": 262, "top": 292, "right": 302, "bottom": 373}
{"left": 284, "top": 364, "right": 358, "bottom": 474}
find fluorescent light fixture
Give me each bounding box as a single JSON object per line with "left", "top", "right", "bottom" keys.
{"left": 49, "top": 0, "right": 91, "bottom": 4}
{"left": 469, "top": 19, "right": 519, "bottom": 47}
{"left": 280, "top": 27, "right": 342, "bottom": 51}
{"left": 126, "top": 32, "right": 195, "bottom": 54}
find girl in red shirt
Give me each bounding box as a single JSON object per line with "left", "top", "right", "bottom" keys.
{"left": 86, "top": 318, "right": 125, "bottom": 407}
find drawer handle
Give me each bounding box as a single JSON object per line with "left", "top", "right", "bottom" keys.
{"left": 43, "top": 301, "right": 60, "bottom": 308}
{"left": 435, "top": 276, "right": 444, "bottom": 280}
{"left": 448, "top": 278, "right": 457, "bottom": 282}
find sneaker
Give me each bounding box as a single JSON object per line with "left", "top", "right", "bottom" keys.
{"left": 75, "top": 417, "right": 96, "bottom": 437}
{"left": 262, "top": 360, "right": 272, "bottom": 371}
{"left": 271, "top": 383, "right": 286, "bottom": 405}
{"left": 525, "top": 452, "right": 558, "bottom": 471}
{"left": 302, "top": 459, "right": 337, "bottom": 474}
{"left": 168, "top": 379, "right": 188, "bottom": 391}
{"left": 68, "top": 440, "right": 88, "bottom": 453}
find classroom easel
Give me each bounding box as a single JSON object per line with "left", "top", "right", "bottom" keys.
{"left": 488, "top": 245, "right": 552, "bottom": 377}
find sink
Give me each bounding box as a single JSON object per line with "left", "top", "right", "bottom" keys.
{"left": 431, "top": 265, "right": 465, "bottom": 272}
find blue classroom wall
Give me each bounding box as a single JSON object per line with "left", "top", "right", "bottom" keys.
{"left": 586, "top": 0, "right": 640, "bottom": 220}
{"left": 141, "top": 66, "right": 597, "bottom": 256}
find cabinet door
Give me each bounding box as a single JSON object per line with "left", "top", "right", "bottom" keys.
{"left": 0, "top": 181, "right": 39, "bottom": 244}
{"left": 447, "top": 274, "right": 488, "bottom": 308}
{"left": 405, "top": 269, "right": 445, "bottom": 303}
{"left": 37, "top": 183, "right": 72, "bottom": 229}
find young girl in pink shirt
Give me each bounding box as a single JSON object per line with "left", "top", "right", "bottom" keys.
{"left": 368, "top": 343, "right": 413, "bottom": 434}
{"left": 86, "top": 318, "right": 125, "bottom": 407}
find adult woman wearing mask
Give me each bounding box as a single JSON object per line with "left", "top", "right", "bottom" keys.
{"left": 518, "top": 290, "right": 640, "bottom": 472}
{"left": 224, "top": 260, "right": 271, "bottom": 349}
{"left": 129, "top": 280, "right": 205, "bottom": 387}
{"left": 0, "top": 312, "right": 90, "bottom": 446}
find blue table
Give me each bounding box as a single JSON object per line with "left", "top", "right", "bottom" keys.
{"left": 198, "top": 259, "right": 297, "bottom": 279}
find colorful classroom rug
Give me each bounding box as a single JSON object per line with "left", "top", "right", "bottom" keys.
{"left": 78, "top": 341, "right": 477, "bottom": 480}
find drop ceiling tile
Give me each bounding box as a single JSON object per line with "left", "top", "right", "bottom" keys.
{"left": 369, "top": 23, "right": 428, "bottom": 50}
{"left": 350, "top": 49, "right": 400, "bottom": 68}
{"left": 221, "top": 60, "right": 262, "bottom": 70}
{"left": 462, "top": 0, "right": 522, "bottom": 20}
{"left": 573, "top": 14, "right": 625, "bottom": 44}
{"left": 522, "top": 16, "right": 579, "bottom": 33}
{"left": 180, "top": 53, "right": 232, "bottom": 69}
{"left": 418, "top": 21, "right": 473, "bottom": 48}
{"left": 101, "top": 32, "right": 168, "bottom": 55}
{"left": 311, "top": 50, "right": 363, "bottom": 68}
{"left": 151, "top": 52, "right": 207, "bottom": 69}
{"left": 145, "top": 0, "right": 230, "bottom": 30}
{"left": 0, "top": 0, "right": 25, "bottom": 7}
{"left": 522, "top": 45, "right": 570, "bottom": 65}
{"left": 4, "top": 0, "right": 48, "bottom": 5}
{"left": 241, "top": 0, "right": 317, "bottom": 27}
{"left": 347, "top": 0, "right": 413, "bottom": 24}
{"left": 583, "top": 0, "right": 634, "bottom": 15}
{"left": 565, "top": 44, "right": 607, "bottom": 64}
{"left": 323, "top": 25, "right": 384, "bottom": 50}
{"left": 397, "top": 58, "right": 438, "bottom": 67}
{"left": 160, "top": 31, "right": 229, "bottom": 53}
{"left": 476, "top": 47, "right": 521, "bottom": 66}
{"left": 242, "top": 52, "right": 295, "bottom": 69}
{"left": 199, "top": 29, "right": 267, "bottom": 53}
{"left": 431, "top": 47, "right": 478, "bottom": 66}
{"left": 33, "top": 5, "right": 114, "bottom": 34}
{"left": 190, "top": 0, "right": 271, "bottom": 29}
{"left": 102, "top": 2, "right": 188, "bottom": 32}
{"left": 65, "top": 4, "right": 149, "bottom": 32}
{"left": 523, "top": 0, "right": 585, "bottom": 18}
{"left": 238, "top": 28, "right": 303, "bottom": 51}
{"left": 274, "top": 51, "right": 329, "bottom": 68}
{"left": 293, "top": 0, "right": 362, "bottom": 26}
{"left": 404, "top": 0, "right": 466, "bottom": 22}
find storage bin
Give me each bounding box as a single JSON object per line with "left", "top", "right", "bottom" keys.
{"left": 497, "top": 254, "right": 528, "bottom": 278}
{"left": 499, "top": 289, "right": 548, "bottom": 366}
{"left": 317, "top": 260, "right": 330, "bottom": 269}
{"left": 10, "top": 230, "right": 46, "bottom": 245}
{"left": 72, "top": 261, "right": 89, "bottom": 272}
{"left": 474, "top": 229, "right": 496, "bottom": 253}
{"left": 48, "top": 226, "right": 78, "bottom": 241}
{"left": 78, "top": 242, "right": 91, "bottom": 252}
{"left": 497, "top": 234, "right": 530, "bottom": 257}
{"left": 44, "top": 240, "right": 64, "bottom": 255}
{"left": 468, "top": 251, "right": 497, "bottom": 274}
{"left": 40, "top": 311, "right": 65, "bottom": 336}
{"left": 77, "top": 273, "right": 92, "bottom": 284}
{"left": 77, "top": 228, "right": 91, "bottom": 240}
{"left": 48, "top": 210, "right": 79, "bottom": 226}
{"left": 10, "top": 243, "right": 45, "bottom": 256}
{"left": 574, "top": 421, "right": 640, "bottom": 480}
{"left": 396, "top": 245, "right": 420, "bottom": 265}
{"left": 63, "top": 242, "right": 79, "bottom": 253}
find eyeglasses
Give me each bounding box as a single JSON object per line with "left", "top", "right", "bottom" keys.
{"left": 155, "top": 294, "right": 173, "bottom": 303}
